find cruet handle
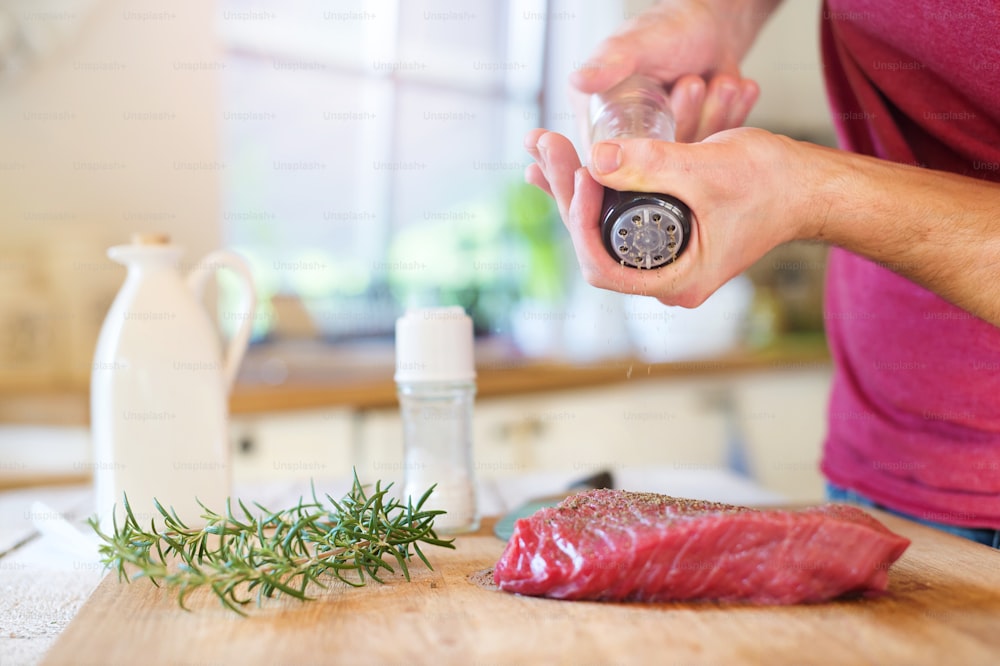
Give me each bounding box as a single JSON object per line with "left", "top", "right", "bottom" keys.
{"left": 186, "top": 250, "right": 257, "bottom": 393}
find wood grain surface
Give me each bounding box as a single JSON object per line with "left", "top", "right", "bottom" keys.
{"left": 42, "top": 512, "right": 1000, "bottom": 666}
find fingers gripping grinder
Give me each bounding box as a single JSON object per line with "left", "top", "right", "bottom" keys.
{"left": 590, "top": 75, "right": 692, "bottom": 269}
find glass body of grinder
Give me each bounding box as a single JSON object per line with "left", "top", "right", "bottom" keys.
{"left": 590, "top": 74, "right": 692, "bottom": 270}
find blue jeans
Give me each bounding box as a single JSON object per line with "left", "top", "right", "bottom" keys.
{"left": 826, "top": 483, "right": 1000, "bottom": 549}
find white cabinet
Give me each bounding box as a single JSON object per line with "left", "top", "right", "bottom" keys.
{"left": 229, "top": 408, "right": 357, "bottom": 484}
{"left": 231, "top": 365, "right": 833, "bottom": 503}
{"left": 355, "top": 366, "right": 832, "bottom": 502}
{"left": 477, "top": 376, "right": 734, "bottom": 476}
{"left": 731, "top": 366, "right": 832, "bottom": 503}
{"left": 354, "top": 375, "right": 731, "bottom": 488}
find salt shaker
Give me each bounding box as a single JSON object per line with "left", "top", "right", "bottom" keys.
{"left": 394, "top": 306, "right": 479, "bottom": 534}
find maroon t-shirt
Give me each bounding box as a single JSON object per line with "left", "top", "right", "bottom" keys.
{"left": 820, "top": 0, "right": 1000, "bottom": 527}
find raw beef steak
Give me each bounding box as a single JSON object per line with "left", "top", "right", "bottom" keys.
{"left": 493, "top": 489, "right": 910, "bottom": 604}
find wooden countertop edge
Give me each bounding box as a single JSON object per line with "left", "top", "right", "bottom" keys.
{"left": 229, "top": 345, "right": 831, "bottom": 413}
{"left": 0, "top": 343, "right": 830, "bottom": 421}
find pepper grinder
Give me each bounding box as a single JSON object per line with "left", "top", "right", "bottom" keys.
{"left": 590, "top": 74, "right": 693, "bottom": 269}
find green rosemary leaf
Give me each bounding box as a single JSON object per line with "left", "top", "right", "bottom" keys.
{"left": 411, "top": 541, "right": 433, "bottom": 571}
{"left": 262, "top": 572, "right": 310, "bottom": 601}
{"left": 122, "top": 494, "right": 141, "bottom": 532}
{"left": 237, "top": 498, "right": 255, "bottom": 524}
{"left": 330, "top": 567, "right": 364, "bottom": 588}
{"left": 393, "top": 549, "right": 411, "bottom": 581}
{"left": 414, "top": 484, "right": 437, "bottom": 512}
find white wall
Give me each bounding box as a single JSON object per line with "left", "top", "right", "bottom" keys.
{"left": 0, "top": 0, "right": 223, "bottom": 385}
{"left": 610, "top": 0, "right": 833, "bottom": 141}
{"left": 742, "top": 0, "right": 834, "bottom": 142}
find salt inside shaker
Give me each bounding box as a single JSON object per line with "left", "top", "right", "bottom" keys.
{"left": 394, "top": 306, "right": 479, "bottom": 533}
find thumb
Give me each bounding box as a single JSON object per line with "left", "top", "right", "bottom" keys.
{"left": 587, "top": 139, "right": 702, "bottom": 200}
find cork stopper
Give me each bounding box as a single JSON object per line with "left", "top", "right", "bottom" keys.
{"left": 130, "top": 232, "right": 171, "bottom": 245}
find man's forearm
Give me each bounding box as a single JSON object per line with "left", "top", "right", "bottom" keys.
{"left": 801, "top": 142, "right": 1000, "bottom": 325}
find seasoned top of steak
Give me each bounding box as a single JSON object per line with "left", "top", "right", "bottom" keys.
{"left": 550, "top": 489, "right": 898, "bottom": 533}
{"left": 555, "top": 489, "right": 753, "bottom": 521}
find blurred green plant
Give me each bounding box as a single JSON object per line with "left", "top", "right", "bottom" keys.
{"left": 505, "top": 181, "right": 565, "bottom": 303}
{"left": 384, "top": 181, "right": 566, "bottom": 334}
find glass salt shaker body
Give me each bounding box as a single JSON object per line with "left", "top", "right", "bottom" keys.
{"left": 590, "top": 73, "right": 677, "bottom": 144}
{"left": 395, "top": 307, "right": 479, "bottom": 534}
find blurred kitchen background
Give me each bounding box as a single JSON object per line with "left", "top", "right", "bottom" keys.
{"left": 0, "top": 0, "right": 835, "bottom": 501}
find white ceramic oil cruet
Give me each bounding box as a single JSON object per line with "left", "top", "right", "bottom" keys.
{"left": 90, "top": 233, "right": 256, "bottom": 532}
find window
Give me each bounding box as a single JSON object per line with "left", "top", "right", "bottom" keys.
{"left": 218, "top": 0, "right": 561, "bottom": 340}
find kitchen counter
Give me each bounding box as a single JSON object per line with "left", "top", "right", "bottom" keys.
{"left": 1, "top": 467, "right": 781, "bottom": 665}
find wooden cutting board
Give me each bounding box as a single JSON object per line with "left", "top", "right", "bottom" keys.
{"left": 42, "top": 511, "right": 1000, "bottom": 666}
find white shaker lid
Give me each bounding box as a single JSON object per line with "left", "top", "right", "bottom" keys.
{"left": 394, "top": 306, "right": 476, "bottom": 383}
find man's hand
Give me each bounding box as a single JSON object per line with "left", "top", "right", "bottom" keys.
{"left": 525, "top": 127, "right": 809, "bottom": 307}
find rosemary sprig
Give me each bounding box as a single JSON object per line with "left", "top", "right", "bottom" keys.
{"left": 87, "top": 471, "right": 455, "bottom": 615}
